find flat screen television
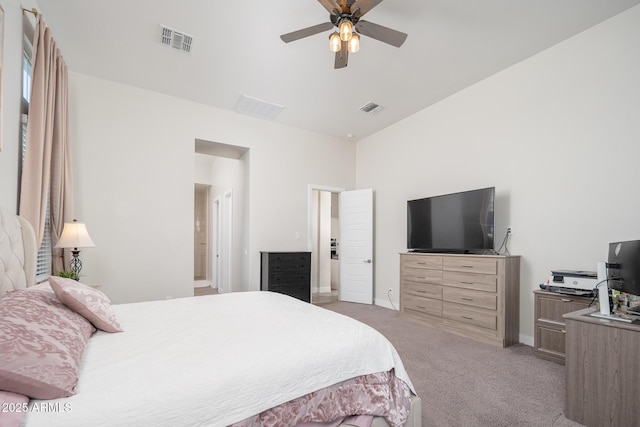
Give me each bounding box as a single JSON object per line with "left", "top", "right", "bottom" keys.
{"left": 407, "top": 187, "right": 495, "bottom": 253}
{"left": 607, "top": 240, "right": 640, "bottom": 297}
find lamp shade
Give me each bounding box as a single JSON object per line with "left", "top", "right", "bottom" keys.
{"left": 329, "top": 32, "right": 341, "bottom": 52}
{"left": 339, "top": 19, "right": 353, "bottom": 42}
{"left": 348, "top": 33, "right": 360, "bottom": 53}
{"left": 55, "top": 220, "right": 95, "bottom": 249}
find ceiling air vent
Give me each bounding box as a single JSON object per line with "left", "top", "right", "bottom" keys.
{"left": 160, "top": 25, "right": 194, "bottom": 53}
{"left": 234, "top": 95, "right": 285, "bottom": 121}
{"left": 359, "top": 102, "right": 384, "bottom": 114}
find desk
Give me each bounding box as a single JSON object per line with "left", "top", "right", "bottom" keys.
{"left": 564, "top": 308, "right": 640, "bottom": 426}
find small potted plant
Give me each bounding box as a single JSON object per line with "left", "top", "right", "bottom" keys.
{"left": 58, "top": 270, "right": 79, "bottom": 281}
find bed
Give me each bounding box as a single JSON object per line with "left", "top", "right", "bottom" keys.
{"left": 0, "top": 208, "right": 421, "bottom": 427}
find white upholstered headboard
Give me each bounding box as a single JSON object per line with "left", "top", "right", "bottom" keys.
{"left": 0, "top": 208, "right": 37, "bottom": 297}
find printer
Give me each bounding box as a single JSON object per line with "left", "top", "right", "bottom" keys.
{"left": 542, "top": 270, "right": 598, "bottom": 297}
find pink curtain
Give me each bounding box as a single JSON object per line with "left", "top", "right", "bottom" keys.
{"left": 19, "top": 15, "right": 74, "bottom": 274}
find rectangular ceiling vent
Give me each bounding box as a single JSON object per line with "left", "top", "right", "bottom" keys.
{"left": 160, "top": 25, "right": 194, "bottom": 53}
{"left": 234, "top": 95, "right": 285, "bottom": 121}
{"left": 359, "top": 102, "right": 384, "bottom": 114}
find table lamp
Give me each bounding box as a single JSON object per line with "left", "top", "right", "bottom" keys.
{"left": 54, "top": 219, "right": 95, "bottom": 280}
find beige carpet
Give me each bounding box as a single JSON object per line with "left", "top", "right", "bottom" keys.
{"left": 321, "top": 301, "right": 583, "bottom": 427}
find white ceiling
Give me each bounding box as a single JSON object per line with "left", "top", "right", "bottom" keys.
{"left": 37, "top": 0, "right": 640, "bottom": 142}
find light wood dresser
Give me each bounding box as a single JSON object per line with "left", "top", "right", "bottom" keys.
{"left": 400, "top": 252, "right": 520, "bottom": 347}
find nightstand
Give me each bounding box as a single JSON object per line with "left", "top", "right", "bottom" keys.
{"left": 533, "top": 290, "right": 592, "bottom": 364}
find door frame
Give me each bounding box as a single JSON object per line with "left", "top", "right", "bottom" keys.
{"left": 221, "top": 190, "right": 233, "bottom": 293}
{"left": 212, "top": 196, "right": 221, "bottom": 289}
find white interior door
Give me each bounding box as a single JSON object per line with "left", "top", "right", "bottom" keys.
{"left": 339, "top": 188, "right": 373, "bottom": 304}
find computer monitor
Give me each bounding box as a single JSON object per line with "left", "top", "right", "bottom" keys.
{"left": 607, "top": 240, "right": 640, "bottom": 298}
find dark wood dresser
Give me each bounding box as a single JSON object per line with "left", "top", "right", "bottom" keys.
{"left": 260, "top": 252, "right": 311, "bottom": 302}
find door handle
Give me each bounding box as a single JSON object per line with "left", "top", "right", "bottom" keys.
{"left": 363, "top": 259, "right": 372, "bottom": 263}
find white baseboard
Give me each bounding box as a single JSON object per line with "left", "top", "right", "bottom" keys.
{"left": 519, "top": 334, "right": 534, "bottom": 347}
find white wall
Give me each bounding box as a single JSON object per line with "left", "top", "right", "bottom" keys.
{"left": 356, "top": 5, "right": 640, "bottom": 344}
{"left": 69, "top": 73, "right": 355, "bottom": 303}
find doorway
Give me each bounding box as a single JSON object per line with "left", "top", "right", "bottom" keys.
{"left": 309, "top": 186, "right": 344, "bottom": 304}
{"left": 194, "top": 139, "right": 249, "bottom": 295}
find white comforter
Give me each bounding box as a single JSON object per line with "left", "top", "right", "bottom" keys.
{"left": 24, "top": 291, "right": 413, "bottom": 427}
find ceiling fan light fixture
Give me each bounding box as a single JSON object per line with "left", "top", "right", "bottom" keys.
{"left": 339, "top": 19, "right": 353, "bottom": 42}
{"left": 329, "top": 32, "right": 342, "bottom": 52}
{"left": 348, "top": 33, "right": 360, "bottom": 53}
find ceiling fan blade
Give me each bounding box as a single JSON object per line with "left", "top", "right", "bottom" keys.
{"left": 334, "top": 41, "right": 349, "bottom": 69}
{"left": 350, "top": 0, "right": 383, "bottom": 18}
{"left": 280, "top": 22, "right": 334, "bottom": 43}
{"left": 317, "top": 0, "right": 343, "bottom": 14}
{"left": 355, "top": 20, "right": 407, "bottom": 47}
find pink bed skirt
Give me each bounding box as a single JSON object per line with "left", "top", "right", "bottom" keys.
{"left": 230, "top": 369, "right": 412, "bottom": 427}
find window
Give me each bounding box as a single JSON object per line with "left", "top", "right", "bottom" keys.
{"left": 21, "top": 32, "right": 52, "bottom": 283}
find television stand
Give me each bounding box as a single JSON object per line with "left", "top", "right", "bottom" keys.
{"left": 399, "top": 252, "right": 520, "bottom": 347}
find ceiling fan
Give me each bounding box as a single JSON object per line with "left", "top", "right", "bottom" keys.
{"left": 280, "top": 0, "right": 408, "bottom": 69}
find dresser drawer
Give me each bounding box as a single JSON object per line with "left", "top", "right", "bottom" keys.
{"left": 402, "top": 255, "right": 442, "bottom": 270}
{"left": 443, "top": 257, "right": 497, "bottom": 275}
{"left": 443, "top": 287, "right": 497, "bottom": 310}
{"left": 269, "top": 272, "right": 310, "bottom": 285}
{"left": 443, "top": 303, "right": 497, "bottom": 331}
{"left": 267, "top": 253, "right": 311, "bottom": 272}
{"left": 443, "top": 271, "right": 497, "bottom": 292}
{"left": 402, "top": 294, "right": 442, "bottom": 317}
{"left": 403, "top": 281, "right": 442, "bottom": 299}
{"left": 402, "top": 267, "right": 442, "bottom": 285}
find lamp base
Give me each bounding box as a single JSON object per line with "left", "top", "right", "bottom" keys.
{"left": 69, "top": 249, "right": 83, "bottom": 281}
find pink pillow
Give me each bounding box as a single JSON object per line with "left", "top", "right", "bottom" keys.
{"left": 0, "top": 289, "right": 95, "bottom": 399}
{"left": 48, "top": 276, "right": 123, "bottom": 333}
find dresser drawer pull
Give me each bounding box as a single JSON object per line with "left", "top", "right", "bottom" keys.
{"left": 461, "top": 281, "right": 475, "bottom": 285}
{"left": 417, "top": 262, "right": 426, "bottom": 265}
{"left": 462, "top": 316, "right": 474, "bottom": 320}
{"left": 461, "top": 265, "right": 474, "bottom": 268}
{"left": 416, "top": 305, "right": 426, "bottom": 309}
{"left": 561, "top": 330, "right": 566, "bottom": 334}
{"left": 416, "top": 290, "right": 427, "bottom": 293}
{"left": 560, "top": 298, "right": 573, "bottom": 302}
{"left": 417, "top": 276, "right": 426, "bottom": 279}
{"left": 461, "top": 297, "right": 473, "bottom": 301}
